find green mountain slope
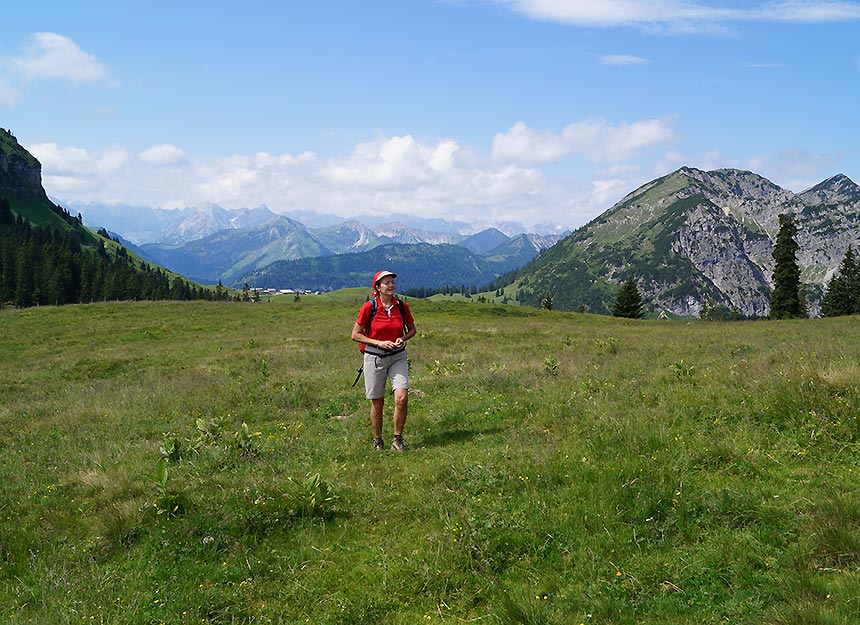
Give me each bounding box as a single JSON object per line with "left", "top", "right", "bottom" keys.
{"left": 242, "top": 243, "right": 519, "bottom": 292}
{"left": 1, "top": 129, "right": 220, "bottom": 305}
{"left": 140, "top": 216, "right": 319, "bottom": 283}
{"left": 0, "top": 128, "right": 99, "bottom": 239}
{"left": 508, "top": 167, "right": 860, "bottom": 317}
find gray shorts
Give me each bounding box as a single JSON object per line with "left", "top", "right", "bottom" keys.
{"left": 363, "top": 350, "right": 408, "bottom": 399}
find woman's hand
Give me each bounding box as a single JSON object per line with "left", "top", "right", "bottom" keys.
{"left": 377, "top": 339, "right": 398, "bottom": 351}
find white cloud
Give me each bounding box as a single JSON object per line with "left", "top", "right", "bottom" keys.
{"left": 490, "top": 122, "right": 570, "bottom": 164}
{"left": 46, "top": 120, "right": 850, "bottom": 232}
{"left": 41, "top": 124, "right": 843, "bottom": 232}
{"left": 0, "top": 32, "right": 113, "bottom": 108}
{"left": 34, "top": 143, "right": 127, "bottom": 175}
{"left": 322, "top": 134, "right": 468, "bottom": 189}
{"left": 138, "top": 144, "right": 187, "bottom": 166}
{"left": 10, "top": 32, "right": 110, "bottom": 84}
{"left": 20, "top": 116, "right": 682, "bottom": 229}
{"left": 28, "top": 142, "right": 128, "bottom": 196}
{"left": 597, "top": 54, "right": 649, "bottom": 65}
{"left": 491, "top": 119, "right": 678, "bottom": 165}
{"left": 30, "top": 131, "right": 582, "bottom": 227}
{"left": 496, "top": 0, "right": 860, "bottom": 29}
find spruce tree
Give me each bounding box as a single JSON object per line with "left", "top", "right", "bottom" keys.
{"left": 821, "top": 247, "right": 859, "bottom": 317}
{"left": 541, "top": 291, "right": 553, "bottom": 310}
{"left": 769, "top": 213, "right": 806, "bottom": 319}
{"left": 612, "top": 277, "right": 644, "bottom": 319}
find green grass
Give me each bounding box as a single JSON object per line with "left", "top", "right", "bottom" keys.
{"left": 2, "top": 298, "right": 860, "bottom": 624}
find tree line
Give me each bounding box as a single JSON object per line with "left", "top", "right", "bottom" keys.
{"left": 0, "top": 197, "right": 230, "bottom": 308}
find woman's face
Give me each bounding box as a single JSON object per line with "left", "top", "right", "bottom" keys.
{"left": 377, "top": 277, "right": 396, "bottom": 294}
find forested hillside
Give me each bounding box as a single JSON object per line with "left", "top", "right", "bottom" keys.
{"left": 0, "top": 198, "right": 221, "bottom": 307}
{"left": 0, "top": 129, "right": 226, "bottom": 308}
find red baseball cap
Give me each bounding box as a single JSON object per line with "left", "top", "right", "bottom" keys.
{"left": 373, "top": 270, "right": 397, "bottom": 286}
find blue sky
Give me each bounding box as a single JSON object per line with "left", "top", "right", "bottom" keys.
{"left": 2, "top": 1, "right": 859, "bottom": 230}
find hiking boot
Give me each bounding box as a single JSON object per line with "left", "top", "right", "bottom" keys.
{"left": 373, "top": 437, "right": 385, "bottom": 451}
{"left": 391, "top": 434, "right": 406, "bottom": 453}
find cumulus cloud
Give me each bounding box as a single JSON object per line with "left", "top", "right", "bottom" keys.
{"left": 323, "top": 135, "right": 435, "bottom": 188}
{"left": 29, "top": 142, "right": 127, "bottom": 175}
{"left": 24, "top": 119, "right": 706, "bottom": 230}
{"left": 138, "top": 144, "right": 187, "bottom": 166}
{"left": 48, "top": 120, "right": 842, "bottom": 232}
{"left": 28, "top": 142, "right": 128, "bottom": 195}
{"left": 30, "top": 131, "right": 584, "bottom": 227}
{"left": 10, "top": 32, "right": 110, "bottom": 84}
{"left": 491, "top": 119, "right": 678, "bottom": 165}
{"left": 0, "top": 32, "right": 113, "bottom": 108}
{"left": 496, "top": 0, "right": 860, "bottom": 29}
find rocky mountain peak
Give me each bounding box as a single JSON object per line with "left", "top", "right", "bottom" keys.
{"left": 798, "top": 174, "right": 860, "bottom": 205}
{"left": 511, "top": 166, "right": 860, "bottom": 318}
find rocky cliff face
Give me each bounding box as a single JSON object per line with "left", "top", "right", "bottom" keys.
{"left": 645, "top": 168, "right": 860, "bottom": 316}
{"left": 512, "top": 167, "right": 860, "bottom": 317}
{"left": 0, "top": 128, "right": 43, "bottom": 196}
{"left": 668, "top": 198, "right": 772, "bottom": 317}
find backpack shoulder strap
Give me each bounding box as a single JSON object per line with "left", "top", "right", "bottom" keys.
{"left": 359, "top": 297, "right": 379, "bottom": 354}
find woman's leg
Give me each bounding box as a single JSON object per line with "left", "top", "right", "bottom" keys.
{"left": 370, "top": 397, "right": 384, "bottom": 439}
{"left": 393, "top": 388, "right": 408, "bottom": 436}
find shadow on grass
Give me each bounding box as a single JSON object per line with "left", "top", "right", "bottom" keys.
{"left": 418, "top": 427, "right": 504, "bottom": 449}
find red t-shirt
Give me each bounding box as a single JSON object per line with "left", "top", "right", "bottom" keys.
{"left": 356, "top": 297, "right": 414, "bottom": 344}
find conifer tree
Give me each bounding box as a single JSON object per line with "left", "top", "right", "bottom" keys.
{"left": 541, "top": 291, "right": 553, "bottom": 310}
{"left": 612, "top": 277, "right": 644, "bottom": 319}
{"left": 769, "top": 213, "right": 806, "bottom": 319}
{"left": 821, "top": 247, "right": 859, "bottom": 317}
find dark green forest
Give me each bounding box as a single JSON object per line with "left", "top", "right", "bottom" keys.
{"left": 0, "top": 196, "right": 227, "bottom": 308}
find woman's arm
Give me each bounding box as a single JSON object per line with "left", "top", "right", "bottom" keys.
{"left": 394, "top": 322, "right": 417, "bottom": 348}
{"left": 352, "top": 322, "right": 376, "bottom": 348}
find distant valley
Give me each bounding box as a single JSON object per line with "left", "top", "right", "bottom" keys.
{"left": 71, "top": 201, "right": 564, "bottom": 289}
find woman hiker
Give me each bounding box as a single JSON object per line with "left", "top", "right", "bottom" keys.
{"left": 351, "top": 270, "right": 417, "bottom": 452}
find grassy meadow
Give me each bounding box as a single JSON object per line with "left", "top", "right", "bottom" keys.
{"left": 2, "top": 294, "right": 860, "bottom": 624}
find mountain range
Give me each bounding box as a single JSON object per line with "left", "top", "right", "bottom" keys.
{"left": 509, "top": 167, "right": 860, "bottom": 317}
{"left": 7, "top": 125, "right": 860, "bottom": 318}
{"left": 74, "top": 201, "right": 564, "bottom": 287}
